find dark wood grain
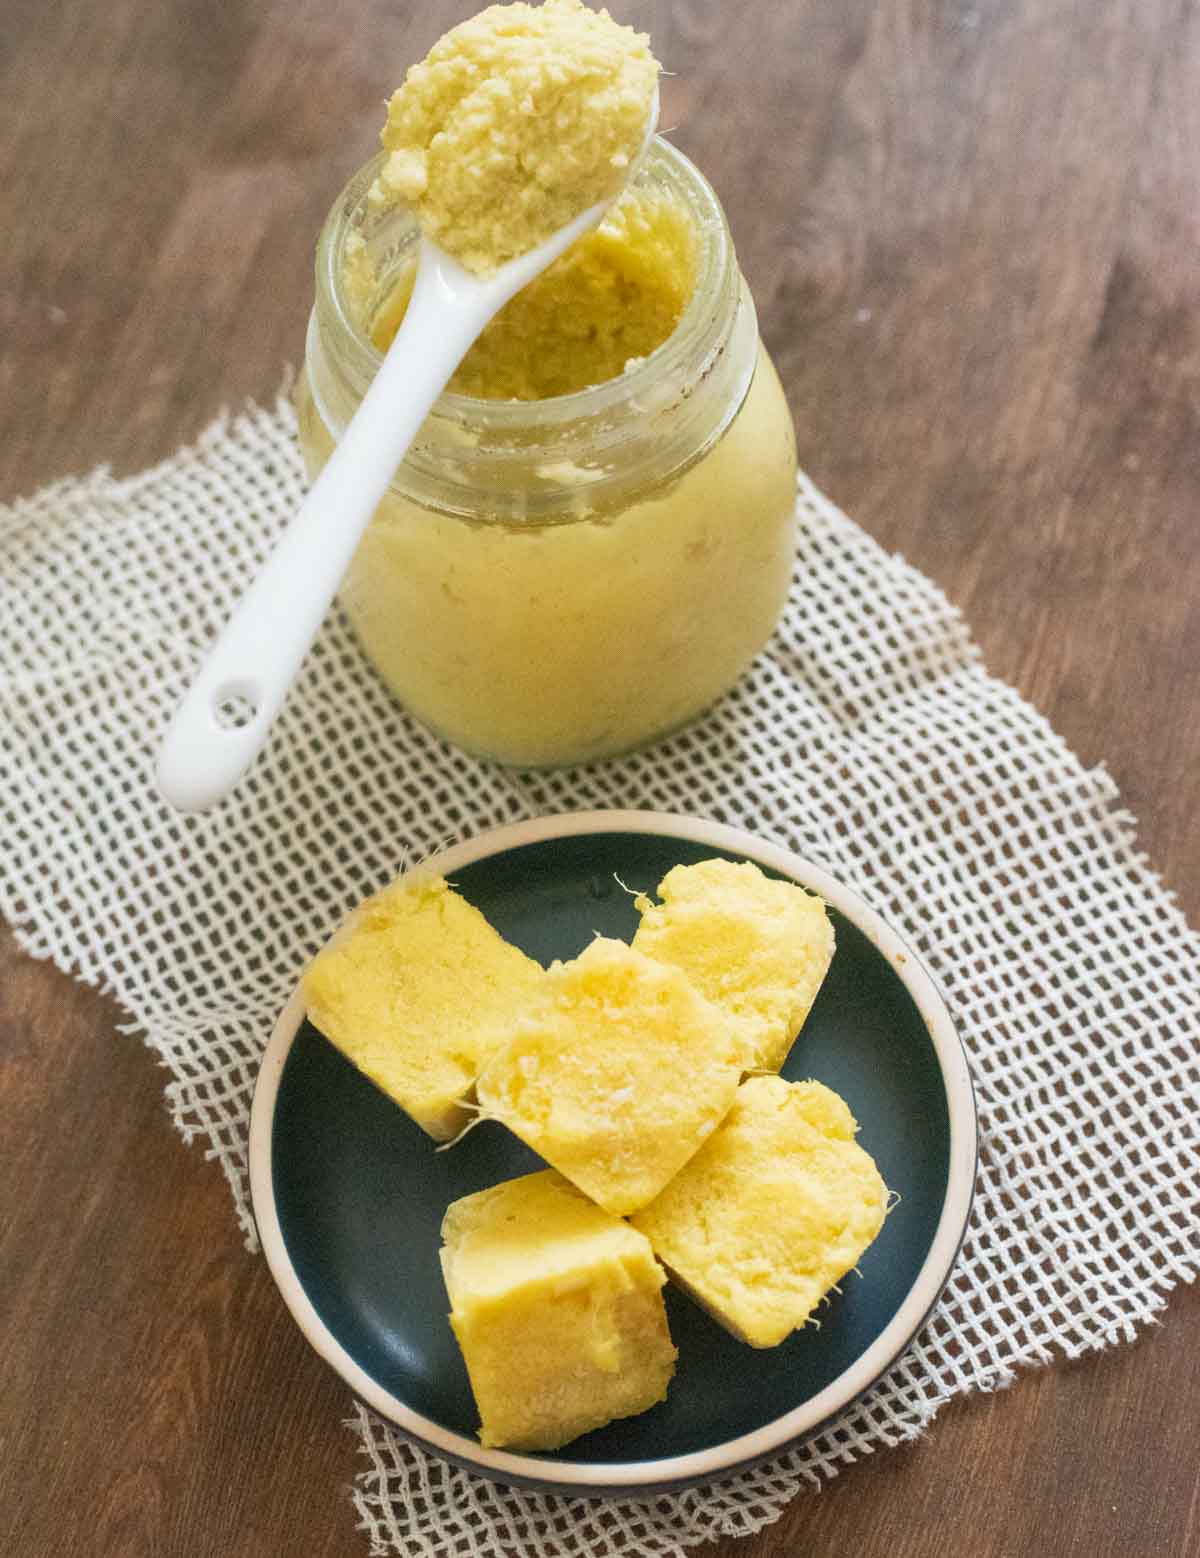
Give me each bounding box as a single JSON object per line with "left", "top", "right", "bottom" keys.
{"left": 2, "top": 1, "right": 1197, "bottom": 1554}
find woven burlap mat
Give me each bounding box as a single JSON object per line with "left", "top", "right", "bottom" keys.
{"left": 2, "top": 395, "right": 1196, "bottom": 1556}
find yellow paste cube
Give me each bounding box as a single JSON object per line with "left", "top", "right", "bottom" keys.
{"left": 302, "top": 874, "right": 545, "bottom": 1142}
{"left": 633, "top": 857, "right": 835, "bottom": 1072}
{"left": 631, "top": 1075, "right": 888, "bottom": 1347}
{"left": 475, "top": 937, "right": 746, "bottom": 1215}
{"left": 440, "top": 1169, "right": 676, "bottom": 1450}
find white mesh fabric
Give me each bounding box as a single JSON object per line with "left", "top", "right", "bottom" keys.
{"left": 1, "top": 395, "right": 1197, "bottom": 1557}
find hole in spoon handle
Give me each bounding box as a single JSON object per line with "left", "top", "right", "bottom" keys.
{"left": 156, "top": 671, "right": 272, "bottom": 813}
{"left": 213, "top": 682, "right": 261, "bottom": 732}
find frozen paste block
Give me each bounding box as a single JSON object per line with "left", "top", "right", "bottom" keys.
{"left": 631, "top": 1075, "right": 888, "bottom": 1347}
{"left": 302, "top": 874, "right": 545, "bottom": 1142}
{"left": 475, "top": 937, "right": 745, "bottom": 1215}
{"left": 633, "top": 856, "right": 835, "bottom": 1072}
{"left": 440, "top": 1169, "right": 676, "bottom": 1450}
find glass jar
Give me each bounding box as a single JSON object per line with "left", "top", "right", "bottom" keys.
{"left": 296, "top": 139, "right": 797, "bottom": 768}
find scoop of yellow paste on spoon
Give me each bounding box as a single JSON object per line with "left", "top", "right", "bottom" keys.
{"left": 374, "top": 0, "right": 659, "bottom": 274}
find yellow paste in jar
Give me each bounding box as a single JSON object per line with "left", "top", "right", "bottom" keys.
{"left": 360, "top": 191, "right": 695, "bottom": 400}
{"left": 297, "top": 336, "right": 796, "bottom": 767}
{"left": 372, "top": 0, "right": 659, "bottom": 274}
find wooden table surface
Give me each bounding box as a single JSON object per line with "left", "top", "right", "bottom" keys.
{"left": 3, "top": 2, "right": 1198, "bottom": 1554}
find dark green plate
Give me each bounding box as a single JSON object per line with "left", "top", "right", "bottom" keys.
{"left": 249, "top": 811, "right": 976, "bottom": 1494}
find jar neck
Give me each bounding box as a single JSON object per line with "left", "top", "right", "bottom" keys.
{"left": 306, "top": 139, "right": 758, "bottom": 522}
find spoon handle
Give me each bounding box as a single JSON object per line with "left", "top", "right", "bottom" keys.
{"left": 155, "top": 246, "right": 495, "bottom": 813}
{"left": 155, "top": 193, "right": 616, "bottom": 813}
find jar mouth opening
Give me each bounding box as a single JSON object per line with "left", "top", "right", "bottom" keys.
{"left": 315, "top": 136, "right": 732, "bottom": 428}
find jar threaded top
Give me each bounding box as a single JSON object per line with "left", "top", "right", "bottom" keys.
{"left": 306, "top": 138, "right": 757, "bottom": 522}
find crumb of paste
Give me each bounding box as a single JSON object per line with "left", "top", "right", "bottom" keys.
{"left": 372, "top": 0, "right": 659, "bottom": 275}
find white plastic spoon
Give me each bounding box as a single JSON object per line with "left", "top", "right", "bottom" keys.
{"left": 157, "top": 99, "right": 658, "bottom": 813}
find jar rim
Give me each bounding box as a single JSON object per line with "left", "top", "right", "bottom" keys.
{"left": 313, "top": 136, "right": 733, "bottom": 430}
